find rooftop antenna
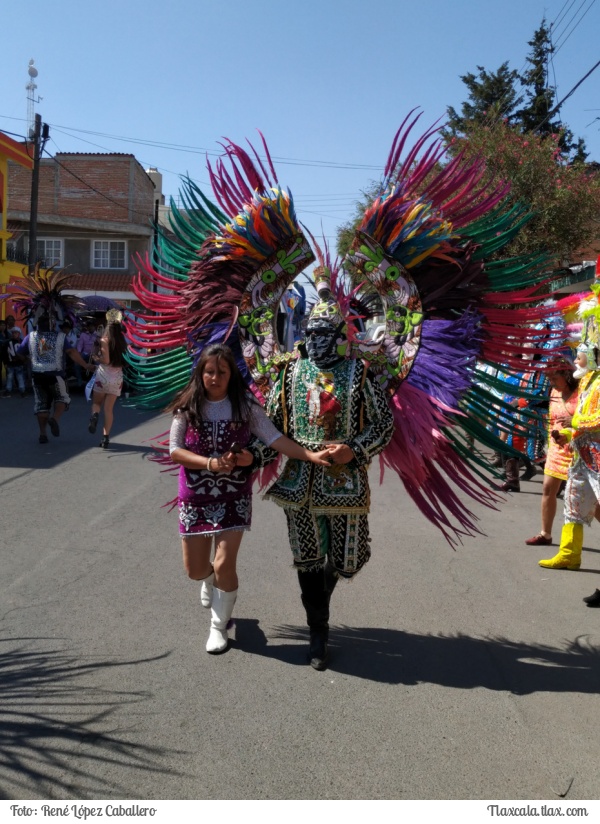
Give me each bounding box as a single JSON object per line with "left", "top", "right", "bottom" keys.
{"left": 26, "top": 59, "right": 42, "bottom": 138}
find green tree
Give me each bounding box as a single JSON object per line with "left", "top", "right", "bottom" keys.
{"left": 445, "top": 62, "right": 523, "bottom": 137}
{"left": 337, "top": 21, "right": 595, "bottom": 259}
{"left": 445, "top": 19, "right": 587, "bottom": 162}
{"left": 517, "top": 19, "right": 586, "bottom": 161}
{"left": 452, "top": 119, "right": 600, "bottom": 261}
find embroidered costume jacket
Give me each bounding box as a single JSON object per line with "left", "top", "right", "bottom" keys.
{"left": 563, "top": 371, "right": 600, "bottom": 473}
{"left": 265, "top": 357, "right": 394, "bottom": 514}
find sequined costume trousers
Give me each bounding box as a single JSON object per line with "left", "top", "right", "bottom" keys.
{"left": 563, "top": 455, "right": 600, "bottom": 526}
{"left": 284, "top": 504, "right": 371, "bottom": 577}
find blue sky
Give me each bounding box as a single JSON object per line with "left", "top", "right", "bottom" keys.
{"left": 2, "top": 0, "right": 599, "bottom": 253}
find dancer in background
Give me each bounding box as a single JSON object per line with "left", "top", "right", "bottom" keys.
{"left": 88, "top": 310, "right": 127, "bottom": 449}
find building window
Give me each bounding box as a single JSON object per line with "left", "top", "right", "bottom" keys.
{"left": 93, "top": 240, "right": 126, "bottom": 269}
{"left": 36, "top": 238, "right": 63, "bottom": 267}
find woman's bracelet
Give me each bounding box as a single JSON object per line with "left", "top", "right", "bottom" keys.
{"left": 207, "top": 457, "right": 215, "bottom": 472}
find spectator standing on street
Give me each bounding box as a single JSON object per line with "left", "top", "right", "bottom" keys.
{"left": 525, "top": 363, "right": 581, "bottom": 546}
{"left": 60, "top": 318, "right": 78, "bottom": 385}
{"left": 0, "top": 319, "right": 9, "bottom": 391}
{"left": 5, "top": 327, "right": 27, "bottom": 397}
{"left": 60, "top": 318, "right": 77, "bottom": 350}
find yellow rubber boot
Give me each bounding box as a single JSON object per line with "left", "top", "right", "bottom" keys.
{"left": 539, "top": 523, "right": 583, "bottom": 570}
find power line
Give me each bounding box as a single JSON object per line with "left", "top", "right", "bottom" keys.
{"left": 8, "top": 115, "right": 384, "bottom": 172}
{"left": 534, "top": 56, "right": 600, "bottom": 132}
{"left": 44, "top": 142, "right": 356, "bottom": 230}
{"left": 553, "top": 0, "right": 597, "bottom": 51}
{"left": 477, "top": 1, "right": 597, "bottom": 131}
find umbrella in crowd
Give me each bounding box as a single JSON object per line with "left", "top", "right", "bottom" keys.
{"left": 79, "top": 295, "right": 121, "bottom": 312}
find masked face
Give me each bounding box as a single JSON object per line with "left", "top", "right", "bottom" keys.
{"left": 305, "top": 321, "right": 341, "bottom": 368}
{"left": 573, "top": 351, "right": 590, "bottom": 379}
{"left": 573, "top": 344, "right": 598, "bottom": 379}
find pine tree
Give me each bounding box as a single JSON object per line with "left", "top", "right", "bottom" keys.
{"left": 445, "top": 19, "right": 587, "bottom": 162}
{"left": 518, "top": 20, "right": 558, "bottom": 135}
{"left": 445, "top": 63, "right": 522, "bottom": 138}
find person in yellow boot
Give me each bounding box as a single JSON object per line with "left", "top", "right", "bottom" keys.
{"left": 539, "top": 333, "right": 600, "bottom": 571}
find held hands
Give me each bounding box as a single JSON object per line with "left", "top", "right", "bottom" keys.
{"left": 308, "top": 449, "right": 334, "bottom": 466}
{"left": 325, "top": 443, "right": 355, "bottom": 465}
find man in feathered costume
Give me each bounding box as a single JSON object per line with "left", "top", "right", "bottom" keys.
{"left": 265, "top": 270, "right": 394, "bottom": 669}
{"left": 540, "top": 280, "right": 600, "bottom": 580}
{"left": 2, "top": 267, "right": 90, "bottom": 443}
{"left": 126, "top": 113, "right": 561, "bottom": 667}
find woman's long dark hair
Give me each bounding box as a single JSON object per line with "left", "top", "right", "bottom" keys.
{"left": 106, "top": 322, "right": 127, "bottom": 367}
{"left": 165, "top": 344, "right": 254, "bottom": 427}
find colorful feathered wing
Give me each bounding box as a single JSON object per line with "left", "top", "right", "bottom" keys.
{"left": 336, "top": 110, "right": 562, "bottom": 543}
{"left": 126, "top": 135, "right": 314, "bottom": 408}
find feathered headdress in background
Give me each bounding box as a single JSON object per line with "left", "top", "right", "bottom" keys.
{"left": 1, "top": 265, "right": 83, "bottom": 326}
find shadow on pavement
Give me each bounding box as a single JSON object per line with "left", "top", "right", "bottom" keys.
{"left": 0, "top": 396, "right": 159, "bottom": 470}
{"left": 235, "top": 618, "right": 600, "bottom": 693}
{"left": 0, "top": 636, "right": 184, "bottom": 800}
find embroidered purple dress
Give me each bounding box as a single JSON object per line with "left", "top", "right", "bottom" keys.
{"left": 169, "top": 398, "right": 281, "bottom": 537}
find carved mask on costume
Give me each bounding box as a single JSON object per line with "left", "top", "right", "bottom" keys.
{"left": 573, "top": 343, "right": 597, "bottom": 379}
{"left": 305, "top": 300, "right": 345, "bottom": 369}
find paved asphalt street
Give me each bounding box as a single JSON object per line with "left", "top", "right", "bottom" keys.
{"left": 1, "top": 391, "right": 600, "bottom": 801}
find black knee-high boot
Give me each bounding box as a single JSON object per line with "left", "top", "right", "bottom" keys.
{"left": 298, "top": 565, "right": 337, "bottom": 671}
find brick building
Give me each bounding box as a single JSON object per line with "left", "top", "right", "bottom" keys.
{"left": 7, "top": 152, "right": 156, "bottom": 306}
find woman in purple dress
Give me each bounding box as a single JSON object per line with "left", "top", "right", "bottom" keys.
{"left": 168, "top": 344, "right": 329, "bottom": 654}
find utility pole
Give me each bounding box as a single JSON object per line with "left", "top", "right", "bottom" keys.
{"left": 153, "top": 196, "right": 159, "bottom": 293}
{"left": 27, "top": 113, "right": 49, "bottom": 274}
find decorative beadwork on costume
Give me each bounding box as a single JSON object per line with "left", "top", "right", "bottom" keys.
{"left": 29, "top": 331, "right": 65, "bottom": 372}
{"left": 179, "top": 503, "right": 199, "bottom": 531}
{"left": 238, "top": 234, "right": 314, "bottom": 396}
{"left": 177, "top": 419, "right": 253, "bottom": 536}
{"left": 345, "top": 231, "right": 423, "bottom": 392}
{"left": 284, "top": 506, "right": 371, "bottom": 576}
{"left": 295, "top": 359, "right": 355, "bottom": 443}
{"left": 266, "top": 358, "right": 394, "bottom": 514}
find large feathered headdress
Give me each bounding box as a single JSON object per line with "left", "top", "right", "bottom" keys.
{"left": 127, "top": 116, "right": 565, "bottom": 546}
{"left": 1, "top": 265, "right": 83, "bottom": 326}
{"left": 126, "top": 134, "right": 315, "bottom": 405}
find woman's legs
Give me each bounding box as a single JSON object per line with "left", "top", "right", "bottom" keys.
{"left": 540, "top": 475, "right": 562, "bottom": 537}
{"left": 207, "top": 531, "right": 243, "bottom": 653}
{"left": 102, "top": 393, "right": 118, "bottom": 437}
{"left": 91, "top": 389, "right": 105, "bottom": 417}
{"left": 182, "top": 535, "right": 213, "bottom": 580}
{"left": 213, "top": 530, "right": 244, "bottom": 592}
{"left": 182, "top": 531, "right": 244, "bottom": 652}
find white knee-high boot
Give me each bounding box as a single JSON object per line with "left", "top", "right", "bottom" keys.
{"left": 206, "top": 588, "right": 237, "bottom": 653}
{"left": 199, "top": 571, "right": 214, "bottom": 609}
